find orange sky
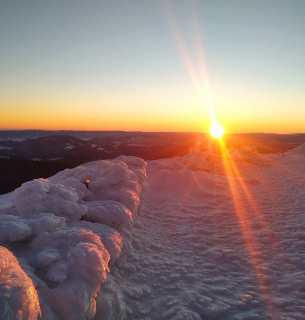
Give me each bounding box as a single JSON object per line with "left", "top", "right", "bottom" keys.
{"left": 1, "top": 83, "right": 304, "bottom": 133}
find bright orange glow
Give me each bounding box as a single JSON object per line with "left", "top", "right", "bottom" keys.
{"left": 210, "top": 123, "right": 225, "bottom": 139}
{"left": 85, "top": 179, "right": 90, "bottom": 188}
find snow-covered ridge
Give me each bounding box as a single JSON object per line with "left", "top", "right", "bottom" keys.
{"left": 285, "top": 142, "right": 305, "bottom": 156}
{"left": 0, "top": 156, "right": 147, "bottom": 320}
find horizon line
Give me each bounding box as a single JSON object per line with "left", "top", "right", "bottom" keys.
{"left": 0, "top": 129, "right": 305, "bottom": 135}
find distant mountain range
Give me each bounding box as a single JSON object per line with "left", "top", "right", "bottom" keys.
{"left": 0, "top": 131, "right": 198, "bottom": 194}
{"left": 0, "top": 130, "right": 137, "bottom": 141}
{"left": 0, "top": 132, "right": 199, "bottom": 163}
{"left": 0, "top": 130, "right": 304, "bottom": 195}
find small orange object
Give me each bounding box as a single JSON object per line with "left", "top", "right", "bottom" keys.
{"left": 85, "top": 179, "right": 90, "bottom": 188}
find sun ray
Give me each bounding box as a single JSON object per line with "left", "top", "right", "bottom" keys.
{"left": 219, "top": 141, "right": 277, "bottom": 318}
{"left": 160, "top": 0, "right": 216, "bottom": 128}
{"left": 159, "top": 4, "right": 287, "bottom": 315}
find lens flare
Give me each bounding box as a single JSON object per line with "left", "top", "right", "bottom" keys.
{"left": 210, "top": 123, "right": 225, "bottom": 139}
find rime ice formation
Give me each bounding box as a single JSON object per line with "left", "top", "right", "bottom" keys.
{"left": 0, "top": 156, "right": 146, "bottom": 320}
{"left": 0, "top": 247, "right": 41, "bottom": 320}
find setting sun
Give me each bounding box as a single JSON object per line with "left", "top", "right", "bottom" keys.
{"left": 210, "top": 123, "right": 225, "bottom": 139}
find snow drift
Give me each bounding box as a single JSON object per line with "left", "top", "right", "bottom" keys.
{"left": 285, "top": 142, "right": 305, "bottom": 156}
{"left": 0, "top": 156, "right": 147, "bottom": 320}
{"left": 119, "top": 149, "right": 305, "bottom": 320}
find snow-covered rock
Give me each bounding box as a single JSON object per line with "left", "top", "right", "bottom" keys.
{"left": 0, "top": 156, "right": 147, "bottom": 319}
{"left": 0, "top": 247, "right": 41, "bottom": 320}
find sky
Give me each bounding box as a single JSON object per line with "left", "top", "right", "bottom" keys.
{"left": 0, "top": 0, "right": 305, "bottom": 133}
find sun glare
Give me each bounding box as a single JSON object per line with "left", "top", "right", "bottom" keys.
{"left": 210, "top": 123, "right": 225, "bottom": 139}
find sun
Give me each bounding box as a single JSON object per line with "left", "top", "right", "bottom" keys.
{"left": 210, "top": 123, "right": 225, "bottom": 139}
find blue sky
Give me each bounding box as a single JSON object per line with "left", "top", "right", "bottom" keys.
{"left": 1, "top": 0, "right": 304, "bottom": 132}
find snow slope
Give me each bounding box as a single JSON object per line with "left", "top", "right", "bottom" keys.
{"left": 285, "top": 142, "right": 305, "bottom": 156}
{"left": 1, "top": 144, "right": 305, "bottom": 320}
{"left": 116, "top": 148, "right": 305, "bottom": 320}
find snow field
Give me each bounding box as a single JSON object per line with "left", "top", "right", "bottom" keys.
{"left": 0, "top": 156, "right": 147, "bottom": 320}
{"left": 117, "top": 148, "right": 305, "bottom": 320}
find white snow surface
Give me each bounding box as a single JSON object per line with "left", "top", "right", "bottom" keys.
{"left": 1, "top": 147, "right": 305, "bottom": 320}
{"left": 64, "top": 144, "right": 75, "bottom": 150}
{"left": 285, "top": 142, "right": 305, "bottom": 156}
{"left": 116, "top": 149, "right": 305, "bottom": 320}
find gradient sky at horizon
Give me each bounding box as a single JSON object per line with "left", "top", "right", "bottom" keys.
{"left": 1, "top": 0, "right": 304, "bottom": 133}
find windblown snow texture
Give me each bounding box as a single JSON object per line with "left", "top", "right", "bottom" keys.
{"left": 0, "top": 156, "right": 147, "bottom": 320}
{"left": 118, "top": 146, "right": 305, "bottom": 320}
